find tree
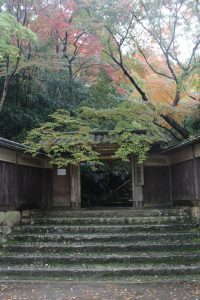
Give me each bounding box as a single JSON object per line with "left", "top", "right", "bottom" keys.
{"left": 80, "top": 70, "right": 124, "bottom": 109}
{"left": 130, "top": 0, "right": 200, "bottom": 107}
{"left": 82, "top": 0, "right": 200, "bottom": 139}
{"left": 0, "top": 12, "right": 37, "bottom": 111}
{"left": 30, "top": 0, "right": 102, "bottom": 98}
{"left": 1, "top": 0, "right": 199, "bottom": 144}
{"left": 25, "top": 102, "right": 164, "bottom": 166}
{"left": 0, "top": 0, "right": 36, "bottom": 25}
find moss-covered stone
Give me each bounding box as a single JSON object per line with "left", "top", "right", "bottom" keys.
{"left": 3, "top": 211, "right": 21, "bottom": 227}
{"left": 1, "top": 208, "right": 200, "bottom": 282}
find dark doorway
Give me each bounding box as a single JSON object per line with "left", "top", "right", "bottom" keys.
{"left": 81, "top": 160, "right": 132, "bottom": 208}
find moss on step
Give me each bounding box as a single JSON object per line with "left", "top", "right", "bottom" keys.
{"left": 1, "top": 209, "right": 200, "bottom": 282}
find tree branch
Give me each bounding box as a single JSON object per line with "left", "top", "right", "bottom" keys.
{"left": 153, "top": 120, "right": 182, "bottom": 141}
{"left": 136, "top": 44, "right": 174, "bottom": 80}
{"left": 161, "top": 114, "right": 189, "bottom": 138}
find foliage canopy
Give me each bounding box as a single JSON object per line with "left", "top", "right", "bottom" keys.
{"left": 25, "top": 102, "right": 165, "bottom": 166}
{"left": 0, "top": 0, "right": 200, "bottom": 158}
{"left": 0, "top": 12, "right": 37, "bottom": 63}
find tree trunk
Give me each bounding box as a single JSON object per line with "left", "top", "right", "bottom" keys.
{"left": 120, "top": 63, "right": 189, "bottom": 138}
{"left": 15, "top": 74, "right": 21, "bottom": 106}
{"left": 107, "top": 50, "right": 189, "bottom": 139}
{"left": 68, "top": 61, "right": 73, "bottom": 100}
{"left": 172, "top": 90, "right": 181, "bottom": 107}
{"left": 122, "top": 67, "right": 149, "bottom": 102}
{"left": 122, "top": 65, "right": 189, "bottom": 138}
{"left": 161, "top": 114, "right": 189, "bottom": 139}
{"left": 0, "top": 76, "right": 10, "bottom": 112}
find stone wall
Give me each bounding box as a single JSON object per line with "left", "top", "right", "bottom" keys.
{"left": 0, "top": 211, "right": 21, "bottom": 244}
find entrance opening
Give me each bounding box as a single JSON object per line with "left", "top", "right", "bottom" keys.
{"left": 81, "top": 160, "right": 132, "bottom": 208}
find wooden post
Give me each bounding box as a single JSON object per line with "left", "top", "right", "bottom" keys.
{"left": 70, "top": 164, "right": 81, "bottom": 210}
{"left": 192, "top": 145, "right": 198, "bottom": 200}
{"left": 169, "top": 165, "right": 173, "bottom": 204}
{"left": 53, "top": 168, "right": 71, "bottom": 208}
{"left": 15, "top": 151, "right": 19, "bottom": 208}
{"left": 131, "top": 155, "right": 144, "bottom": 208}
{"left": 41, "top": 159, "right": 45, "bottom": 209}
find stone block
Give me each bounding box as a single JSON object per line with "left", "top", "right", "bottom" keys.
{"left": 0, "top": 212, "right": 5, "bottom": 225}
{"left": 70, "top": 202, "right": 81, "bottom": 210}
{"left": 0, "top": 226, "right": 11, "bottom": 235}
{"left": 21, "top": 210, "right": 31, "bottom": 218}
{"left": 3, "top": 211, "right": 21, "bottom": 227}
{"left": 190, "top": 207, "right": 200, "bottom": 225}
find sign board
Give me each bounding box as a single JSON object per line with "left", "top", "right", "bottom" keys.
{"left": 135, "top": 163, "right": 144, "bottom": 186}
{"left": 57, "top": 169, "right": 66, "bottom": 176}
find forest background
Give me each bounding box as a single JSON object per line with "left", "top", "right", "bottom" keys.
{"left": 0, "top": 0, "right": 200, "bottom": 165}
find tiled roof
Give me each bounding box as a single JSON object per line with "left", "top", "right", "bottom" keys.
{"left": 164, "top": 134, "right": 200, "bottom": 153}
{"left": 0, "top": 129, "right": 147, "bottom": 156}
{"left": 92, "top": 130, "right": 146, "bottom": 144}
{"left": 0, "top": 137, "right": 25, "bottom": 151}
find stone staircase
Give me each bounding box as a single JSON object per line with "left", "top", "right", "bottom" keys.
{"left": 0, "top": 208, "right": 200, "bottom": 282}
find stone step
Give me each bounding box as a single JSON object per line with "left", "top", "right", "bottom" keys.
{"left": 1, "top": 265, "right": 200, "bottom": 279}
{"left": 1, "top": 208, "right": 199, "bottom": 282}
{"left": 22, "top": 208, "right": 190, "bottom": 219}
{"left": 1, "top": 274, "right": 200, "bottom": 283}
{"left": 4, "top": 242, "right": 200, "bottom": 254}
{"left": 14, "top": 223, "right": 194, "bottom": 234}
{"left": 0, "top": 253, "right": 200, "bottom": 266}
{"left": 20, "top": 216, "right": 190, "bottom": 226}
{"left": 9, "top": 231, "right": 200, "bottom": 243}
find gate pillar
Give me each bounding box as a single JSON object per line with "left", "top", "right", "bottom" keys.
{"left": 131, "top": 155, "right": 144, "bottom": 208}
{"left": 70, "top": 164, "right": 81, "bottom": 210}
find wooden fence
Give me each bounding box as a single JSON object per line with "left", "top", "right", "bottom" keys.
{"left": 1, "top": 137, "right": 200, "bottom": 210}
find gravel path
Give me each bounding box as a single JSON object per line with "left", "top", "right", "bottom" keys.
{"left": 0, "top": 281, "right": 200, "bottom": 300}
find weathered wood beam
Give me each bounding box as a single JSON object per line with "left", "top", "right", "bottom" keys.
{"left": 70, "top": 164, "right": 81, "bottom": 210}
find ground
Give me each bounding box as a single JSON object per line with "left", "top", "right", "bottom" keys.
{"left": 0, "top": 282, "right": 200, "bottom": 300}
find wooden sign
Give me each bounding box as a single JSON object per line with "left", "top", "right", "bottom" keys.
{"left": 57, "top": 169, "right": 66, "bottom": 176}
{"left": 135, "top": 163, "right": 144, "bottom": 186}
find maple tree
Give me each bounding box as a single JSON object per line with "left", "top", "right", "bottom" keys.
{"left": 0, "top": 0, "right": 102, "bottom": 111}
{"left": 0, "top": 0, "right": 200, "bottom": 146}
{"left": 82, "top": 0, "right": 200, "bottom": 139}
{"left": 132, "top": 0, "right": 200, "bottom": 106}
{"left": 30, "top": 0, "right": 102, "bottom": 97}
{"left": 25, "top": 102, "right": 164, "bottom": 166}
{"left": 0, "top": 12, "right": 37, "bottom": 112}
